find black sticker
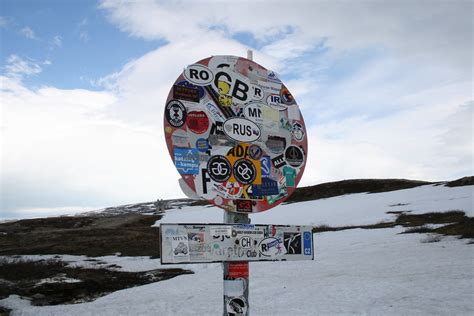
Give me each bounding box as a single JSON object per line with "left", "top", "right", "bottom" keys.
{"left": 210, "top": 121, "right": 225, "bottom": 135}
{"left": 233, "top": 158, "right": 256, "bottom": 185}
{"left": 207, "top": 155, "right": 232, "bottom": 182}
{"left": 284, "top": 232, "right": 302, "bottom": 254}
{"left": 165, "top": 100, "right": 187, "bottom": 128}
{"left": 173, "top": 85, "right": 200, "bottom": 103}
{"left": 285, "top": 145, "right": 304, "bottom": 167}
{"left": 235, "top": 199, "right": 252, "bottom": 213}
{"left": 272, "top": 154, "right": 286, "bottom": 169}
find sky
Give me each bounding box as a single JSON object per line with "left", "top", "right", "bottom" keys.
{"left": 1, "top": 0, "right": 472, "bottom": 219}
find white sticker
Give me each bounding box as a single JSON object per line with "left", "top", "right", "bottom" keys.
{"left": 184, "top": 64, "right": 214, "bottom": 86}
{"left": 223, "top": 118, "right": 261, "bottom": 142}
{"left": 224, "top": 280, "right": 245, "bottom": 297}
{"left": 171, "top": 235, "right": 190, "bottom": 261}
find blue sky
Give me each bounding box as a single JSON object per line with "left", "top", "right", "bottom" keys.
{"left": 1, "top": 0, "right": 161, "bottom": 89}
{"left": 1, "top": 0, "right": 472, "bottom": 219}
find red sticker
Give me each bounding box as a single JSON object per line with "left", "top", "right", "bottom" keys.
{"left": 186, "top": 111, "right": 209, "bottom": 134}
{"left": 227, "top": 262, "right": 249, "bottom": 279}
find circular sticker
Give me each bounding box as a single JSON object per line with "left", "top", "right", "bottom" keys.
{"left": 165, "top": 100, "right": 187, "bottom": 128}
{"left": 233, "top": 159, "right": 256, "bottom": 185}
{"left": 207, "top": 155, "right": 232, "bottom": 182}
{"left": 187, "top": 111, "right": 209, "bottom": 134}
{"left": 164, "top": 55, "right": 308, "bottom": 213}
{"left": 285, "top": 145, "right": 304, "bottom": 167}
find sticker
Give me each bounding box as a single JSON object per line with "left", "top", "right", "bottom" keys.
{"left": 174, "top": 148, "right": 200, "bottom": 174}
{"left": 243, "top": 102, "right": 264, "bottom": 124}
{"left": 283, "top": 165, "right": 296, "bottom": 187}
{"left": 213, "top": 181, "right": 243, "bottom": 199}
{"left": 171, "top": 235, "right": 190, "bottom": 260}
{"left": 237, "top": 236, "right": 253, "bottom": 248}
{"left": 187, "top": 111, "right": 209, "bottom": 134}
{"left": 265, "top": 136, "right": 286, "bottom": 154}
{"left": 266, "top": 94, "right": 286, "bottom": 111}
{"left": 223, "top": 118, "right": 261, "bottom": 143}
{"left": 258, "top": 237, "right": 284, "bottom": 257}
{"left": 206, "top": 102, "right": 226, "bottom": 122}
{"left": 285, "top": 145, "right": 304, "bottom": 167}
{"left": 271, "top": 154, "right": 286, "bottom": 169}
{"left": 210, "top": 121, "right": 225, "bottom": 135}
{"left": 235, "top": 200, "right": 252, "bottom": 213}
{"left": 165, "top": 100, "right": 187, "bottom": 128}
{"left": 233, "top": 159, "right": 256, "bottom": 185}
{"left": 228, "top": 262, "right": 249, "bottom": 278}
{"left": 260, "top": 156, "right": 271, "bottom": 178}
{"left": 188, "top": 232, "right": 205, "bottom": 243}
{"left": 183, "top": 64, "right": 214, "bottom": 86}
{"left": 207, "top": 155, "right": 232, "bottom": 182}
{"left": 226, "top": 296, "right": 248, "bottom": 315}
{"left": 280, "top": 117, "right": 292, "bottom": 131}
{"left": 213, "top": 69, "right": 253, "bottom": 105}
{"left": 267, "top": 70, "right": 281, "bottom": 83}
{"left": 251, "top": 84, "right": 264, "bottom": 101}
{"left": 224, "top": 280, "right": 245, "bottom": 297}
{"left": 195, "top": 138, "right": 210, "bottom": 152}
{"left": 173, "top": 84, "right": 200, "bottom": 103}
{"left": 292, "top": 122, "right": 305, "bottom": 142}
{"left": 303, "top": 231, "right": 312, "bottom": 256}
{"left": 284, "top": 233, "right": 302, "bottom": 255}
{"left": 171, "top": 129, "right": 190, "bottom": 147}
{"left": 165, "top": 126, "right": 173, "bottom": 134}
{"left": 211, "top": 226, "right": 232, "bottom": 242}
{"left": 248, "top": 144, "right": 263, "bottom": 160}
{"left": 280, "top": 86, "right": 295, "bottom": 105}
{"left": 251, "top": 178, "right": 279, "bottom": 196}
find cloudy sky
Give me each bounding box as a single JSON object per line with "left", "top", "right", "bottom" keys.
{"left": 1, "top": 0, "right": 472, "bottom": 219}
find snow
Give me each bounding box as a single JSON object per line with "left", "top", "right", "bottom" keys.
{"left": 157, "top": 184, "right": 473, "bottom": 227}
{"left": 1, "top": 184, "right": 473, "bottom": 315}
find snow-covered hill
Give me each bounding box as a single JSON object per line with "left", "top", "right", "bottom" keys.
{"left": 1, "top": 183, "right": 473, "bottom": 315}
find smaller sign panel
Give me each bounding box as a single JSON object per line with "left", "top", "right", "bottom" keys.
{"left": 160, "top": 223, "right": 314, "bottom": 264}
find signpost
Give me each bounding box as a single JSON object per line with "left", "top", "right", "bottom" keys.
{"left": 163, "top": 51, "right": 309, "bottom": 315}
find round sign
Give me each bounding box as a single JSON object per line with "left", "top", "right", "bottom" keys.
{"left": 164, "top": 55, "right": 308, "bottom": 213}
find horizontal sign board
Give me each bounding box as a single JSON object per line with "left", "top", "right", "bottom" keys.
{"left": 160, "top": 223, "right": 314, "bottom": 264}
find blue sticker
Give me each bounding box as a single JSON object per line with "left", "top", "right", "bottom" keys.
{"left": 174, "top": 147, "right": 200, "bottom": 175}
{"left": 303, "top": 231, "right": 312, "bottom": 256}
{"left": 251, "top": 178, "right": 279, "bottom": 196}
{"left": 195, "top": 138, "right": 210, "bottom": 152}
{"left": 261, "top": 155, "right": 271, "bottom": 178}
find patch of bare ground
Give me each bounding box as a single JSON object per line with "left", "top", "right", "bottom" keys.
{"left": 0, "top": 258, "right": 192, "bottom": 306}
{"left": 0, "top": 214, "right": 162, "bottom": 257}
{"left": 313, "top": 210, "right": 473, "bottom": 241}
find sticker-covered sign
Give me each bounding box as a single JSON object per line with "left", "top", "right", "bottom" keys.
{"left": 160, "top": 223, "right": 314, "bottom": 264}
{"left": 164, "top": 56, "right": 308, "bottom": 213}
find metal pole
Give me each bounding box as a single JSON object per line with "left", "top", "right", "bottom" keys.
{"left": 223, "top": 48, "right": 253, "bottom": 316}
{"left": 223, "top": 211, "right": 250, "bottom": 316}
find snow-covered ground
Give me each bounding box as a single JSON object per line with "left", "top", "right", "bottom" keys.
{"left": 1, "top": 184, "right": 473, "bottom": 315}
{"left": 157, "top": 184, "right": 473, "bottom": 227}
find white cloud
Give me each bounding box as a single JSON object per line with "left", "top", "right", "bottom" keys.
{"left": 19, "top": 26, "right": 36, "bottom": 39}
{"left": 4, "top": 55, "right": 43, "bottom": 79}
{"left": 52, "top": 35, "right": 62, "bottom": 47}
{"left": 1, "top": 76, "right": 183, "bottom": 214}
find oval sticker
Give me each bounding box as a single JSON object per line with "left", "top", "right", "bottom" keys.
{"left": 223, "top": 118, "right": 261, "bottom": 142}
{"left": 183, "top": 64, "right": 214, "bottom": 86}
